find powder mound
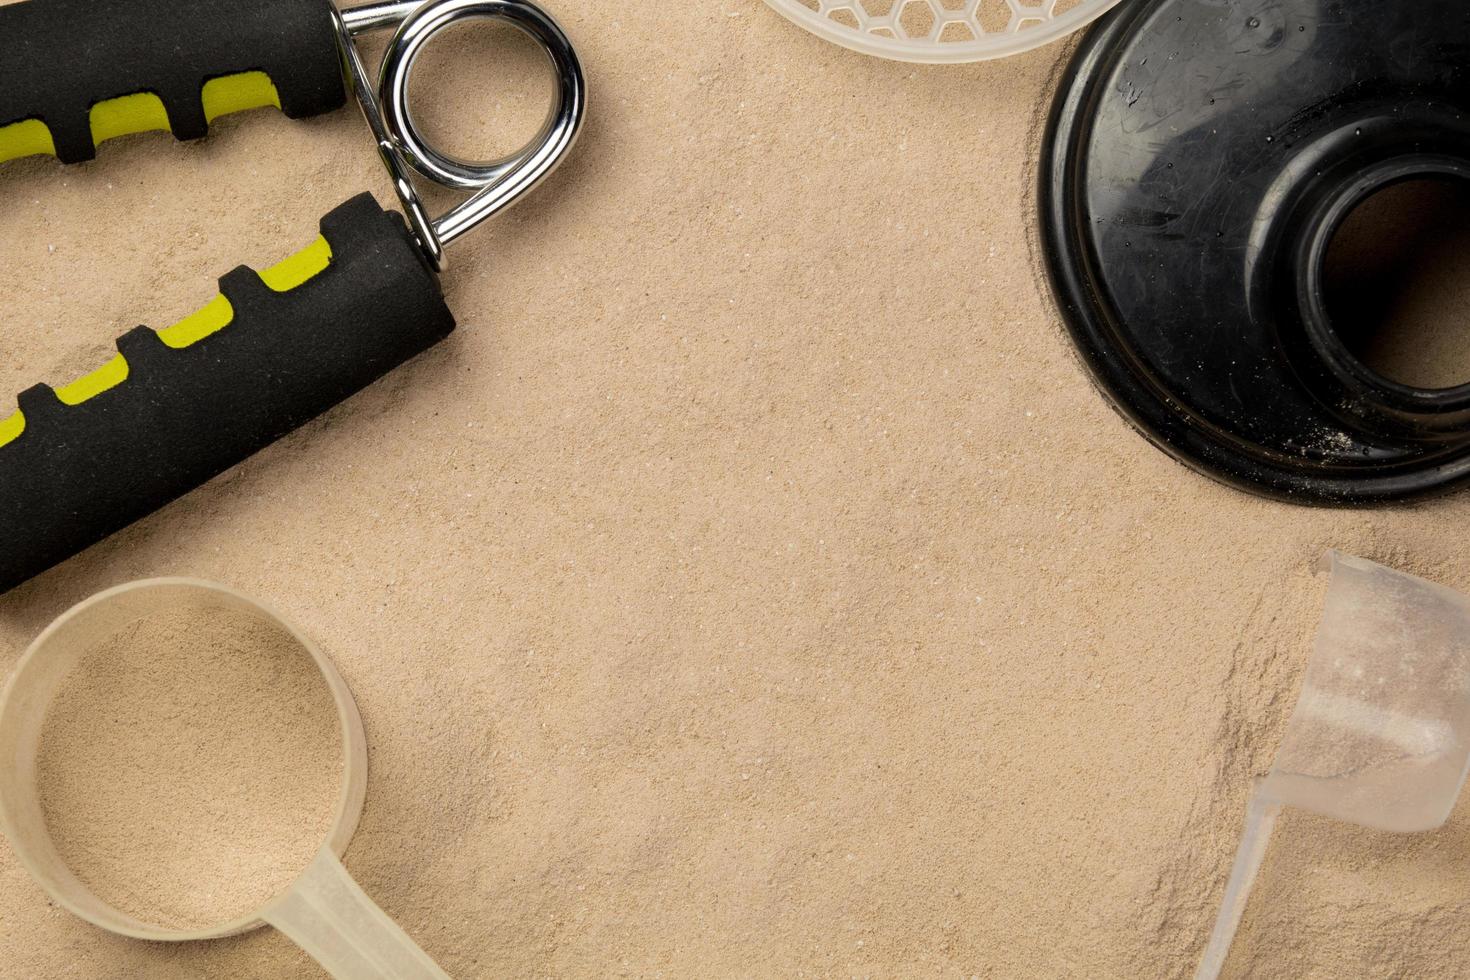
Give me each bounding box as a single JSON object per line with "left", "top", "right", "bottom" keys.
{"left": 36, "top": 603, "right": 343, "bottom": 930}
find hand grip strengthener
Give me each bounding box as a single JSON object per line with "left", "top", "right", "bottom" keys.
{"left": 0, "top": 0, "right": 586, "bottom": 594}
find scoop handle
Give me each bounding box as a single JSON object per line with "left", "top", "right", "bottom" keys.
{"left": 0, "top": 0, "right": 344, "bottom": 165}
{"left": 1195, "top": 793, "right": 1281, "bottom": 980}
{"left": 0, "top": 193, "right": 456, "bottom": 595}
{"left": 264, "top": 846, "right": 451, "bottom": 980}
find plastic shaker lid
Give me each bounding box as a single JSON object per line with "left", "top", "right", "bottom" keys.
{"left": 762, "top": 0, "right": 1125, "bottom": 63}
{"left": 1040, "top": 0, "right": 1470, "bottom": 503}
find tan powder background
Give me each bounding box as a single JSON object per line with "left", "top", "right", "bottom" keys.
{"left": 3, "top": 2, "right": 1470, "bottom": 976}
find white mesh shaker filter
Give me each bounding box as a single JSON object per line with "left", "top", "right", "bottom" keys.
{"left": 762, "top": 0, "right": 1124, "bottom": 62}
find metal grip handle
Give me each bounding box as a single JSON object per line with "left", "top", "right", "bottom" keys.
{"left": 0, "top": 0, "right": 345, "bottom": 164}
{"left": 0, "top": 194, "right": 456, "bottom": 594}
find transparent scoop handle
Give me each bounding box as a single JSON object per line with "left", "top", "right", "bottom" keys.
{"left": 1195, "top": 793, "right": 1281, "bottom": 980}
{"left": 263, "top": 846, "right": 450, "bottom": 980}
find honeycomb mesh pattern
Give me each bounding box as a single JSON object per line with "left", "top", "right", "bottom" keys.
{"left": 765, "top": 0, "right": 1121, "bottom": 62}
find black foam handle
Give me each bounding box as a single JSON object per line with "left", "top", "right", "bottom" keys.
{"left": 0, "top": 0, "right": 345, "bottom": 163}
{"left": 0, "top": 193, "right": 456, "bottom": 594}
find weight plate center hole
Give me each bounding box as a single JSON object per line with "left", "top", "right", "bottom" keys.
{"left": 1322, "top": 175, "right": 1470, "bottom": 391}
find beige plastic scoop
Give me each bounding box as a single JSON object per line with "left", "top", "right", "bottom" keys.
{"left": 0, "top": 579, "right": 450, "bottom": 979}
{"left": 1196, "top": 552, "right": 1470, "bottom": 979}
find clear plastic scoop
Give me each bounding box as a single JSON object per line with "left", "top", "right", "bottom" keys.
{"left": 0, "top": 579, "right": 451, "bottom": 979}
{"left": 1196, "top": 551, "right": 1470, "bottom": 979}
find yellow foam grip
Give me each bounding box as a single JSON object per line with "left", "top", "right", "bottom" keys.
{"left": 56, "top": 354, "right": 129, "bottom": 405}
{"left": 202, "top": 72, "right": 281, "bottom": 123}
{"left": 0, "top": 72, "right": 282, "bottom": 164}
{"left": 259, "top": 235, "right": 333, "bottom": 292}
{"left": 0, "top": 234, "right": 333, "bottom": 450}
{"left": 157, "top": 294, "right": 236, "bottom": 349}
{"left": 0, "top": 412, "right": 24, "bottom": 446}
{"left": 0, "top": 119, "right": 55, "bottom": 164}
{"left": 88, "top": 92, "right": 171, "bottom": 145}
